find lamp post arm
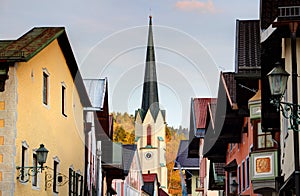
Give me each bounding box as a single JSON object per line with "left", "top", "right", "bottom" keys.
{"left": 16, "top": 166, "right": 44, "bottom": 183}
{"left": 271, "top": 98, "right": 300, "bottom": 132}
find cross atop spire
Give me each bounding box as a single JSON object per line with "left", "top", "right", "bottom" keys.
{"left": 141, "top": 15, "right": 160, "bottom": 120}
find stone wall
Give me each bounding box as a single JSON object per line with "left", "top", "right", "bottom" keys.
{"left": 0, "top": 66, "right": 18, "bottom": 196}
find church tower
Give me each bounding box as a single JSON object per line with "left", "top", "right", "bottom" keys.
{"left": 135, "top": 16, "right": 168, "bottom": 191}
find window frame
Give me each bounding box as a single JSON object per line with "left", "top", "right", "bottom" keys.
{"left": 253, "top": 120, "right": 274, "bottom": 150}
{"left": 42, "top": 68, "right": 50, "bottom": 106}
{"left": 21, "top": 141, "right": 29, "bottom": 182}
{"left": 61, "top": 82, "right": 67, "bottom": 117}
{"left": 32, "top": 153, "right": 38, "bottom": 187}
{"left": 246, "top": 156, "right": 250, "bottom": 189}
{"left": 147, "top": 125, "right": 151, "bottom": 146}
{"left": 242, "top": 161, "right": 245, "bottom": 192}
{"left": 53, "top": 157, "right": 60, "bottom": 194}
{"left": 238, "top": 165, "right": 241, "bottom": 194}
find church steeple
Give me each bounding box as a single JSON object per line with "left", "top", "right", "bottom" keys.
{"left": 141, "top": 15, "right": 160, "bottom": 120}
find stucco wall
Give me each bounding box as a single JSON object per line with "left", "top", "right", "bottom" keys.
{"left": 14, "top": 39, "right": 85, "bottom": 195}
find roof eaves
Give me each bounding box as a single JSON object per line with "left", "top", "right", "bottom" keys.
{"left": 221, "top": 72, "right": 238, "bottom": 110}
{"left": 24, "top": 27, "right": 65, "bottom": 62}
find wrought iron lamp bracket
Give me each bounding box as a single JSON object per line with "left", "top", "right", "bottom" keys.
{"left": 44, "top": 166, "right": 69, "bottom": 191}
{"left": 16, "top": 166, "right": 44, "bottom": 183}
{"left": 271, "top": 97, "right": 300, "bottom": 131}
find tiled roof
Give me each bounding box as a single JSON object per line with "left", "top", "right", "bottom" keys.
{"left": 142, "top": 173, "right": 157, "bottom": 182}
{"left": 84, "top": 78, "right": 107, "bottom": 109}
{"left": 235, "top": 20, "right": 260, "bottom": 76}
{"left": 0, "top": 27, "right": 64, "bottom": 62}
{"left": 214, "top": 162, "right": 225, "bottom": 176}
{"left": 194, "top": 98, "right": 216, "bottom": 129}
{"left": 222, "top": 72, "right": 237, "bottom": 105}
{"left": 175, "top": 140, "right": 199, "bottom": 168}
{"left": 0, "top": 27, "right": 91, "bottom": 107}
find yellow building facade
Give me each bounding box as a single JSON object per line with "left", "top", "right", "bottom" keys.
{"left": 0, "top": 27, "right": 90, "bottom": 195}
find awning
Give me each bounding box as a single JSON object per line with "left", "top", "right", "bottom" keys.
{"left": 203, "top": 73, "right": 244, "bottom": 162}
{"left": 224, "top": 159, "right": 237, "bottom": 172}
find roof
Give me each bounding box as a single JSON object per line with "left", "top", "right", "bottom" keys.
{"left": 174, "top": 140, "right": 199, "bottom": 169}
{"left": 142, "top": 173, "right": 159, "bottom": 196}
{"left": 235, "top": 20, "right": 261, "bottom": 77}
{"left": 84, "top": 78, "right": 107, "bottom": 110}
{"left": 203, "top": 72, "right": 243, "bottom": 162}
{"left": 222, "top": 72, "right": 237, "bottom": 107}
{"left": 193, "top": 98, "right": 217, "bottom": 136}
{"left": 142, "top": 173, "right": 157, "bottom": 183}
{"left": 194, "top": 98, "right": 216, "bottom": 129}
{"left": 260, "top": 1, "right": 300, "bottom": 30}
{"left": 141, "top": 16, "right": 160, "bottom": 121}
{"left": 158, "top": 188, "right": 169, "bottom": 196}
{"left": 0, "top": 27, "right": 91, "bottom": 107}
{"left": 122, "top": 144, "right": 137, "bottom": 175}
{"left": 0, "top": 27, "right": 65, "bottom": 62}
{"left": 224, "top": 159, "right": 237, "bottom": 172}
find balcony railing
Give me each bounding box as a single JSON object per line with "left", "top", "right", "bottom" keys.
{"left": 278, "top": 6, "right": 300, "bottom": 18}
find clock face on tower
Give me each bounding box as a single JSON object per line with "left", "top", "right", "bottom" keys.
{"left": 145, "top": 152, "right": 153, "bottom": 160}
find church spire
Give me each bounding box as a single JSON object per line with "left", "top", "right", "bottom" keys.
{"left": 141, "top": 15, "right": 159, "bottom": 119}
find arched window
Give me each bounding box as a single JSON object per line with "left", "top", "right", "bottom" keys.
{"left": 147, "top": 125, "right": 151, "bottom": 146}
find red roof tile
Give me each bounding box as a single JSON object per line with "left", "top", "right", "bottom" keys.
{"left": 142, "top": 174, "right": 157, "bottom": 182}
{"left": 194, "top": 98, "right": 216, "bottom": 129}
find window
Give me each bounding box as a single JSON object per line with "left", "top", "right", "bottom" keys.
{"left": 255, "top": 121, "right": 274, "bottom": 149}
{"left": 228, "top": 170, "right": 237, "bottom": 195}
{"left": 68, "top": 168, "right": 83, "bottom": 196}
{"left": 246, "top": 157, "right": 250, "bottom": 188}
{"left": 78, "top": 174, "right": 83, "bottom": 196}
{"left": 32, "top": 154, "right": 38, "bottom": 187}
{"left": 69, "top": 168, "right": 74, "bottom": 196}
{"left": 21, "top": 141, "right": 29, "bottom": 182}
{"left": 61, "top": 83, "right": 67, "bottom": 116}
{"left": 242, "top": 161, "right": 245, "bottom": 191}
{"left": 53, "top": 160, "right": 59, "bottom": 193}
{"left": 238, "top": 166, "right": 241, "bottom": 194}
{"left": 43, "top": 69, "right": 49, "bottom": 105}
{"left": 147, "top": 125, "right": 151, "bottom": 146}
{"left": 21, "top": 146, "right": 27, "bottom": 181}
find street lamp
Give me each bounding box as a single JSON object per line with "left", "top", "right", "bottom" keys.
{"left": 16, "top": 144, "right": 49, "bottom": 183}
{"left": 267, "top": 61, "right": 300, "bottom": 195}
{"left": 230, "top": 180, "right": 238, "bottom": 195}
{"left": 267, "top": 63, "right": 300, "bottom": 131}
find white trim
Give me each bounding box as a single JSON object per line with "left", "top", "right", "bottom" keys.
{"left": 261, "top": 18, "right": 277, "bottom": 43}
{"left": 53, "top": 156, "right": 60, "bottom": 163}
{"left": 22, "top": 140, "right": 29, "bottom": 149}
{"left": 42, "top": 68, "right": 50, "bottom": 109}
{"left": 31, "top": 151, "right": 41, "bottom": 190}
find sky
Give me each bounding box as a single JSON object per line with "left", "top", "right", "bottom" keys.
{"left": 0, "top": 0, "right": 259, "bottom": 128}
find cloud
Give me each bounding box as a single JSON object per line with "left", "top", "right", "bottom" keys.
{"left": 175, "top": 0, "right": 217, "bottom": 14}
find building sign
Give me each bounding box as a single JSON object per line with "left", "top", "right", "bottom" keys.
{"left": 249, "top": 103, "right": 261, "bottom": 120}
{"left": 251, "top": 151, "right": 277, "bottom": 180}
